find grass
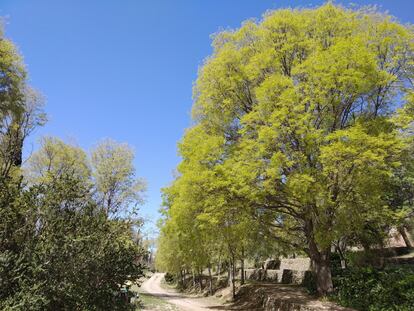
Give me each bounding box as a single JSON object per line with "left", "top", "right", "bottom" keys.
{"left": 136, "top": 292, "right": 179, "bottom": 311}
{"left": 130, "top": 281, "right": 178, "bottom": 311}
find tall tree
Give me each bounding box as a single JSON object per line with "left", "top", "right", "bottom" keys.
{"left": 166, "top": 3, "right": 414, "bottom": 295}
{"left": 91, "top": 139, "right": 146, "bottom": 216}
{"left": 0, "top": 25, "right": 45, "bottom": 178}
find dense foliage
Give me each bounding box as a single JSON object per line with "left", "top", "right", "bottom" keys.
{"left": 332, "top": 266, "right": 414, "bottom": 311}
{"left": 0, "top": 177, "right": 144, "bottom": 310}
{"left": 0, "top": 24, "right": 146, "bottom": 310}
{"left": 156, "top": 2, "right": 414, "bottom": 298}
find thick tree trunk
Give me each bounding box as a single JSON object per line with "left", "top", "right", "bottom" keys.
{"left": 311, "top": 249, "right": 333, "bottom": 296}
{"left": 306, "top": 219, "right": 333, "bottom": 296}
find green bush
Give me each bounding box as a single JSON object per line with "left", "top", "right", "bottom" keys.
{"left": 332, "top": 266, "right": 414, "bottom": 311}
{"left": 0, "top": 177, "right": 145, "bottom": 311}
{"left": 164, "top": 272, "right": 175, "bottom": 284}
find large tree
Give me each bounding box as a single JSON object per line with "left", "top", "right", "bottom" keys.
{"left": 167, "top": 3, "right": 414, "bottom": 295}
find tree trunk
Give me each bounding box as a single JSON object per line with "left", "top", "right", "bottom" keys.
{"left": 240, "top": 258, "right": 245, "bottom": 285}
{"left": 208, "top": 265, "right": 213, "bottom": 295}
{"left": 199, "top": 268, "right": 203, "bottom": 289}
{"left": 179, "top": 270, "right": 184, "bottom": 287}
{"left": 240, "top": 247, "right": 245, "bottom": 285}
{"left": 306, "top": 219, "right": 333, "bottom": 296}
{"left": 399, "top": 226, "right": 413, "bottom": 248}
{"left": 7, "top": 121, "right": 23, "bottom": 167}
{"left": 336, "top": 242, "right": 347, "bottom": 269}
{"left": 227, "top": 262, "right": 231, "bottom": 287}
{"left": 231, "top": 255, "right": 236, "bottom": 299}
{"left": 311, "top": 249, "right": 333, "bottom": 296}
{"left": 217, "top": 258, "right": 221, "bottom": 282}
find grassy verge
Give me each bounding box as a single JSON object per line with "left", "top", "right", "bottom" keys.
{"left": 136, "top": 291, "right": 179, "bottom": 311}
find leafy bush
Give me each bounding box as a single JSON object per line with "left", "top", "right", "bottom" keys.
{"left": 164, "top": 272, "right": 176, "bottom": 284}
{"left": 0, "top": 176, "right": 145, "bottom": 310}
{"left": 332, "top": 266, "right": 414, "bottom": 311}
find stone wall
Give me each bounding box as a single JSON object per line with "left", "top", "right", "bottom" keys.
{"left": 242, "top": 257, "right": 312, "bottom": 285}
{"left": 279, "top": 258, "right": 311, "bottom": 272}
{"left": 237, "top": 285, "right": 355, "bottom": 311}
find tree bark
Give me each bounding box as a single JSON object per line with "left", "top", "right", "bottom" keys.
{"left": 227, "top": 262, "right": 231, "bottom": 287}
{"left": 199, "top": 268, "right": 203, "bottom": 289}
{"left": 310, "top": 249, "right": 333, "bottom": 296}
{"left": 208, "top": 265, "right": 213, "bottom": 295}
{"left": 217, "top": 256, "right": 221, "bottom": 282}
{"left": 306, "top": 219, "right": 334, "bottom": 296}
{"left": 180, "top": 270, "right": 185, "bottom": 287}
{"left": 399, "top": 226, "right": 413, "bottom": 248}
{"left": 336, "top": 242, "right": 347, "bottom": 269}
{"left": 192, "top": 270, "right": 196, "bottom": 287}
{"left": 231, "top": 255, "right": 236, "bottom": 299}
{"left": 217, "top": 259, "right": 221, "bottom": 283}
{"left": 240, "top": 258, "right": 245, "bottom": 285}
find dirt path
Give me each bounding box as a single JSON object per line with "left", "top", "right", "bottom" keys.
{"left": 140, "top": 273, "right": 226, "bottom": 311}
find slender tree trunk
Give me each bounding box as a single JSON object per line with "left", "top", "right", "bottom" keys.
{"left": 180, "top": 270, "right": 185, "bottom": 287}
{"left": 227, "top": 262, "right": 231, "bottom": 287}
{"left": 399, "top": 226, "right": 413, "bottom": 248}
{"left": 208, "top": 265, "right": 213, "bottom": 295}
{"left": 192, "top": 270, "right": 196, "bottom": 287}
{"left": 336, "top": 243, "right": 347, "bottom": 269}
{"left": 240, "top": 259, "right": 245, "bottom": 285}
{"left": 240, "top": 246, "right": 245, "bottom": 285}
{"left": 231, "top": 254, "right": 236, "bottom": 299}
{"left": 217, "top": 255, "right": 222, "bottom": 282}
{"left": 7, "top": 121, "right": 23, "bottom": 167}
{"left": 199, "top": 268, "right": 203, "bottom": 289}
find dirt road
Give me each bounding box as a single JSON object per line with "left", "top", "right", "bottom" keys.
{"left": 140, "top": 273, "right": 226, "bottom": 311}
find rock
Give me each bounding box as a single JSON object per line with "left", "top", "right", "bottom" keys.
{"left": 264, "top": 269, "right": 279, "bottom": 282}
{"left": 281, "top": 269, "right": 293, "bottom": 284}
{"left": 264, "top": 258, "right": 281, "bottom": 270}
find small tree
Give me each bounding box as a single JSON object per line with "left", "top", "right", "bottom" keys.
{"left": 91, "top": 139, "right": 146, "bottom": 216}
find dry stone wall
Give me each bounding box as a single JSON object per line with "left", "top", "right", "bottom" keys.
{"left": 243, "top": 257, "right": 312, "bottom": 285}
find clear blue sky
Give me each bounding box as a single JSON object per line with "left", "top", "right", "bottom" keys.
{"left": 1, "top": 0, "right": 413, "bottom": 237}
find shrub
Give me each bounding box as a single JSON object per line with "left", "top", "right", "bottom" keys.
{"left": 332, "top": 266, "right": 414, "bottom": 311}
{"left": 164, "top": 272, "right": 176, "bottom": 284}
{"left": 0, "top": 177, "right": 145, "bottom": 310}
